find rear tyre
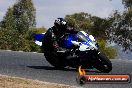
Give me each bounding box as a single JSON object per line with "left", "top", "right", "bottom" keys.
{"left": 44, "top": 52, "right": 66, "bottom": 69}
{"left": 93, "top": 53, "right": 112, "bottom": 73}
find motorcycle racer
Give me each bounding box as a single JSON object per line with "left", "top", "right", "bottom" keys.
{"left": 34, "top": 18, "right": 112, "bottom": 72}
{"left": 42, "top": 18, "right": 78, "bottom": 68}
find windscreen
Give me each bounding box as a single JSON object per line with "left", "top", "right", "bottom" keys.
{"left": 76, "top": 32, "right": 88, "bottom": 42}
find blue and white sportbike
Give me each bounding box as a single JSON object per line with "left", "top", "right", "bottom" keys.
{"left": 34, "top": 31, "right": 112, "bottom": 73}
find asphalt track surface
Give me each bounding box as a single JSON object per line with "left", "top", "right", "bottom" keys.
{"left": 0, "top": 50, "right": 132, "bottom": 88}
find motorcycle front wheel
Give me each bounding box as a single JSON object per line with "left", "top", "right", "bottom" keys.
{"left": 93, "top": 53, "right": 112, "bottom": 73}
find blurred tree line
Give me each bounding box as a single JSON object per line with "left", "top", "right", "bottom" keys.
{"left": 0, "top": 0, "right": 46, "bottom": 52}
{"left": 108, "top": 0, "right": 132, "bottom": 51}
{"left": 0, "top": 0, "right": 131, "bottom": 59}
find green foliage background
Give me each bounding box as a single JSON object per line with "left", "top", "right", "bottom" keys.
{"left": 0, "top": 0, "right": 46, "bottom": 52}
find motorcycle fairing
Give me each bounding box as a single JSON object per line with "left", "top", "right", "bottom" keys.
{"left": 63, "top": 31, "right": 98, "bottom": 51}
{"left": 33, "top": 33, "right": 45, "bottom": 46}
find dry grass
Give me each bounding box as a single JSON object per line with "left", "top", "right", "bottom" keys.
{"left": 0, "top": 75, "right": 77, "bottom": 88}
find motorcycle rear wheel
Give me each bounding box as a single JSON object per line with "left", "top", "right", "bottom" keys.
{"left": 44, "top": 52, "right": 66, "bottom": 69}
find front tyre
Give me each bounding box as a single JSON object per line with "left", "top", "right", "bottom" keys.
{"left": 93, "top": 53, "right": 112, "bottom": 73}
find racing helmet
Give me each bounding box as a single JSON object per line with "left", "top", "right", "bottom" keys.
{"left": 54, "top": 18, "right": 67, "bottom": 31}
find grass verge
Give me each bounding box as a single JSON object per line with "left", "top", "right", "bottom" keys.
{"left": 0, "top": 75, "right": 76, "bottom": 88}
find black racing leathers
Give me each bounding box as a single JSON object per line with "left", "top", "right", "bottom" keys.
{"left": 42, "top": 26, "right": 78, "bottom": 60}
